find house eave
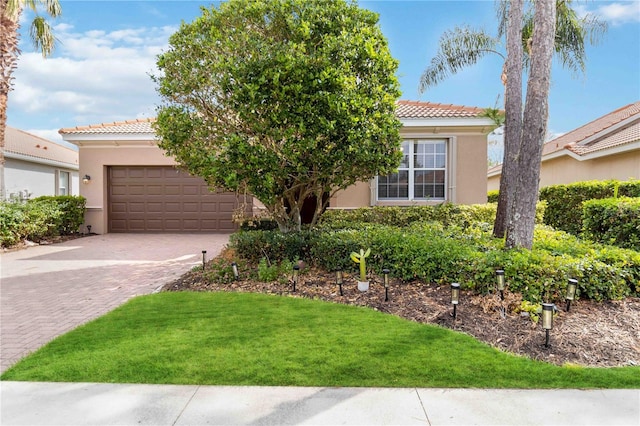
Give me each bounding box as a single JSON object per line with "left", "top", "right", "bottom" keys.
{"left": 5, "top": 151, "right": 80, "bottom": 170}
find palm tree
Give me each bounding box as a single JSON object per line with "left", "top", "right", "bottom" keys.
{"left": 0, "top": 0, "right": 61, "bottom": 198}
{"left": 420, "top": 0, "right": 606, "bottom": 92}
{"left": 419, "top": 0, "right": 606, "bottom": 246}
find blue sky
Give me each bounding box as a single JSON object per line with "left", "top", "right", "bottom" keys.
{"left": 7, "top": 0, "right": 640, "bottom": 157}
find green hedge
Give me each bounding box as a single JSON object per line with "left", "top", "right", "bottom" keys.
{"left": 229, "top": 215, "right": 639, "bottom": 303}
{"left": 319, "top": 203, "right": 545, "bottom": 230}
{"left": 539, "top": 180, "right": 640, "bottom": 235}
{"left": 0, "top": 196, "right": 86, "bottom": 247}
{"left": 487, "top": 190, "right": 499, "bottom": 203}
{"left": 582, "top": 197, "right": 640, "bottom": 251}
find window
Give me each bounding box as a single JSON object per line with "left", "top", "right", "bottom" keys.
{"left": 377, "top": 139, "right": 446, "bottom": 201}
{"left": 58, "top": 171, "right": 70, "bottom": 195}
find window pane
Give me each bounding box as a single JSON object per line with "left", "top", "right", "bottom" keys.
{"left": 59, "top": 171, "right": 69, "bottom": 196}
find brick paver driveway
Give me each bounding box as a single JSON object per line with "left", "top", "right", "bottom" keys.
{"left": 0, "top": 233, "right": 230, "bottom": 373}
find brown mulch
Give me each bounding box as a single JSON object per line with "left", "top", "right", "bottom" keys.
{"left": 163, "top": 260, "right": 640, "bottom": 368}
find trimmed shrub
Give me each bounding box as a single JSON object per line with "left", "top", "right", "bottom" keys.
{"left": 487, "top": 190, "right": 499, "bottom": 203}
{"left": 582, "top": 197, "right": 640, "bottom": 251}
{"left": 0, "top": 196, "right": 86, "bottom": 247}
{"left": 32, "top": 195, "right": 86, "bottom": 235}
{"left": 319, "top": 203, "right": 545, "bottom": 230}
{"left": 230, "top": 229, "right": 315, "bottom": 263}
{"left": 540, "top": 180, "right": 640, "bottom": 235}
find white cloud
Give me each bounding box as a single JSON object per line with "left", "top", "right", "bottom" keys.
{"left": 8, "top": 23, "right": 176, "bottom": 128}
{"left": 579, "top": 1, "right": 640, "bottom": 25}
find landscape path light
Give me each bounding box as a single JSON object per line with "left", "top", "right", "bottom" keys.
{"left": 566, "top": 278, "right": 578, "bottom": 311}
{"left": 336, "top": 269, "right": 343, "bottom": 296}
{"left": 383, "top": 269, "right": 390, "bottom": 302}
{"left": 231, "top": 262, "right": 239, "bottom": 281}
{"left": 496, "top": 269, "right": 505, "bottom": 300}
{"left": 202, "top": 250, "right": 207, "bottom": 271}
{"left": 292, "top": 265, "right": 300, "bottom": 292}
{"left": 451, "top": 283, "right": 460, "bottom": 319}
{"left": 542, "top": 303, "right": 554, "bottom": 348}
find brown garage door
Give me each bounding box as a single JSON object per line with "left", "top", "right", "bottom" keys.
{"left": 108, "top": 166, "right": 250, "bottom": 232}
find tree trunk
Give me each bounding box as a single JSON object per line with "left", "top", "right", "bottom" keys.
{"left": 493, "top": 0, "right": 524, "bottom": 238}
{"left": 0, "top": 1, "right": 20, "bottom": 199}
{"left": 505, "top": 0, "right": 556, "bottom": 249}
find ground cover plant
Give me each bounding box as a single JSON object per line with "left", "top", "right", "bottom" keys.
{"left": 2, "top": 292, "right": 638, "bottom": 388}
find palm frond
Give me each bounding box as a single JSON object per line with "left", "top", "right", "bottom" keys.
{"left": 30, "top": 15, "right": 56, "bottom": 57}
{"left": 419, "top": 26, "right": 500, "bottom": 93}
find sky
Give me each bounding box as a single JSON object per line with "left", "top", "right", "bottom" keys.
{"left": 6, "top": 0, "right": 640, "bottom": 157}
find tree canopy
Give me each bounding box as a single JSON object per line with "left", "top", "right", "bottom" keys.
{"left": 153, "top": 0, "right": 402, "bottom": 232}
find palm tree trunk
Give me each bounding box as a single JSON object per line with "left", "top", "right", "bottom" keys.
{"left": 505, "top": 0, "right": 556, "bottom": 249}
{"left": 1, "top": 1, "right": 21, "bottom": 199}
{"left": 493, "top": 0, "right": 524, "bottom": 239}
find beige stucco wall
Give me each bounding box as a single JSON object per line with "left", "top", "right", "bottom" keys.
{"left": 487, "top": 150, "right": 640, "bottom": 193}
{"left": 331, "top": 132, "right": 488, "bottom": 208}
{"left": 79, "top": 145, "right": 175, "bottom": 234}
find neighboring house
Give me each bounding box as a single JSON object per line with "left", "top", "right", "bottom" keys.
{"left": 3, "top": 126, "right": 79, "bottom": 200}
{"left": 60, "top": 100, "right": 494, "bottom": 234}
{"left": 488, "top": 101, "right": 640, "bottom": 191}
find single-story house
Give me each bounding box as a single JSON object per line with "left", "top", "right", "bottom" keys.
{"left": 3, "top": 126, "right": 79, "bottom": 200}
{"left": 488, "top": 101, "right": 640, "bottom": 191}
{"left": 60, "top": 100, "right": 495, "bottom": 234}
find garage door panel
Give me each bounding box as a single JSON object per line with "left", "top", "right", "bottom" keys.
{"left": 109, "top": 166, "right": 249, "bottom": 232}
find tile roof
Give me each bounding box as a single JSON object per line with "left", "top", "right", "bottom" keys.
{"left": 58, "top": 101, "right": 488, "bottom": 136}
{"left": 542, "top": 101, "right": 640, "bottom": 157}
{"left": 58, "top": 118, "right": 155, "bottom": 135}
{"left": 395, "top": 100, "right": 486, "bottom": 118}
{"left": 4, "top": 126, "right": 78, "bottom": 167}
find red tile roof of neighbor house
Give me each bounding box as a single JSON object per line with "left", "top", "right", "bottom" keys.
{"left": 58, "top": 101, "right": 488, "bottom": 135}
{"left": 5, "top": 126, "right": 78, "bottom": 166}
{"left": 542, "top": 101, "right": 640, "bottom": 157}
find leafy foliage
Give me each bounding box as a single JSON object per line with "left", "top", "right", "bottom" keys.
{"left": 582, "top": 197, "right": 640, "bottom": 251}
{"left": 230, "top": 206, "right": 639, "bottom": 302}
{"left": 153, "top": 0, "right": 402, "bottom": 232}
{"left": 0, "top": 196, "right": 86, "bottom": 247}
{"left": 539, "top": 180, "right": 640, "bottom": 235}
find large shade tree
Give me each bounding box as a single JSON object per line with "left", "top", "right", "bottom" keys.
{"left": 153, "top": 0, "right": 402, "bottom": 232}
{"left": 419, "top": 0, "right": 606, "bottom": 247}
{"left": 0, "top": 0, "right": 60, "bottom": 198}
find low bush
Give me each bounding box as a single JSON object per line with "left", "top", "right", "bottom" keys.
{"left": 0, "top": 196, "right": 86, "bottom": 247}
{"left": 487, "top": 190, "right": 499, "bottom": 203}
{"left": 319, "top": 203, "right": 545, "bottom": 230}
{"left": 540, "top": 180, "right": 640, "bottom": 235}
{"left": 230, "top": 212, "right": 639, "bottom": 303}
{"left": 582, "top": 197, "right": 640, "bottom": 251}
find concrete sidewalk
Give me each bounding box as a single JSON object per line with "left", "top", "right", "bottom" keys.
{"left": 1, "top": 382, "right": 639, "bottom": 425}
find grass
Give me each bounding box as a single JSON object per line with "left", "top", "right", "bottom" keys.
{"left": 2, "top": 292, "right": 638, "bottom": 388}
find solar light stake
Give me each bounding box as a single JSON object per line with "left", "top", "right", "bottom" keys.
{"left": 566, "top": 278, "right": 578, "bottom": 311}
{"left": 496, "top": 269, "right": 505, "bottom": 300}
{"left": 87, "top": 225, "right": 92, "bottom": 234}
{"left": 542, "top": 303, "right": 554, "bottom": 348}
{"left": 336, "top": 269, "right": 343, "bottom": 296}
{"left": 292, "top": 265, "right": 300, "bottom": 292}
{"left": 383, "top": 269, "right": 390, "bottom": 302}
{"left": 451, "top": 283, "right": 460, "bottom": 319}
{"left": 202, "top": 250, "right": 207, "bottom": 270}
{"left": 231, "top": 262, "right": 239, "bottom": 280}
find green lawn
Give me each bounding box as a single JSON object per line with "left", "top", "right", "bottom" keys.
{"left": 2, "top": 292, "right": 638, "bottom": 388}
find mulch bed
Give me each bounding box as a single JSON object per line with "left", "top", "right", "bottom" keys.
{"left": 164, "top": 262, "right": 640, "bottom": 368}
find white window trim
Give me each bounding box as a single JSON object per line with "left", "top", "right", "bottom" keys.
{"left": 57, "top": 170, "right": 70, "bottom": 196}
{"left": 376, "top": 138, "right": 449, "bottom": 203}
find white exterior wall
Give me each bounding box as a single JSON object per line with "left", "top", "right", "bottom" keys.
{"left": 5, "top": 158, "right": 79, "bottom": 200}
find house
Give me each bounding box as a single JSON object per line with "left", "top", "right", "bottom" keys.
{"left": 60, "top": 100, "right": 495, "bottom": 234}
{"left": 488, "top": 101, "right": 640, "bottom": 191}
{"left": 3, "top": 126, "right": 79, "bottom": 200}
